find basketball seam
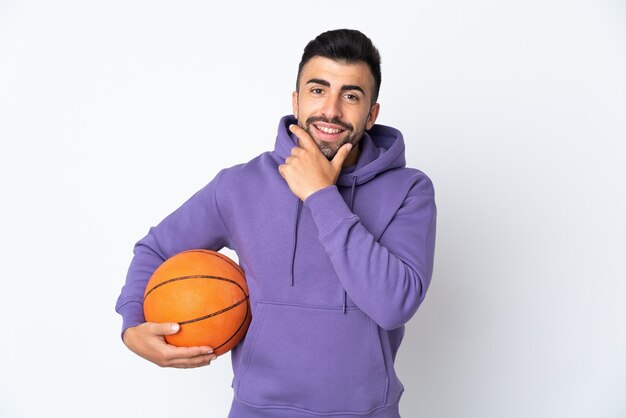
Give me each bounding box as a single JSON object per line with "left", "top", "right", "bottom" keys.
{"left": 178, "top": 296, "right": 249, "bottom": 325}
{"left": 208, "top": 298, "right": 251, "bottom": 351}
{"left": 144, "top": 274, "right": 247, "bottom": 301}
{"left": 184, "top": 250, "right": 245, "bottom": 276}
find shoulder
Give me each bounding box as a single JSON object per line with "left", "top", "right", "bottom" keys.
{"left": 209, "top": 151, "right": 285, "bottom": 205}
{"left": 214, "top": 151, "right": 278, "bottom": 184}
{"left": 378, "top": 167, "right": 435, "bottom": 197}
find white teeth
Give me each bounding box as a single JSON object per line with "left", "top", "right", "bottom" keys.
{"left": 316, "top": 125, "right": 342, "bottom": 134}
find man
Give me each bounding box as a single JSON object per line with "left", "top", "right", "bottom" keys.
{"left": 116, "top": 29, "right": 436, "bottom": 417}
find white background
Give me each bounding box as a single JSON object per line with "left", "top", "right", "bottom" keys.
{"left": 1, "top": 1, "right": 625, "bottom": 417}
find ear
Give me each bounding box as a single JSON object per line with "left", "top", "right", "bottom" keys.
{"left": 365, "top": 103, "right": 380, "bottom": 130}
{"left": 292, "top": 91, "right": 299, "bottom": 119}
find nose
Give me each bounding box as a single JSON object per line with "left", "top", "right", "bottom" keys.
{"left": 320, "top": 95, "right": 342, "bottom": 121}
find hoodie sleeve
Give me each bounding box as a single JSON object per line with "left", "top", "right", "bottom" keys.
{"left": 114, "top": 170, "right": 231, "bottom": 337}
{"left": 303, "top": 174, "right": 436, "bottom": 330}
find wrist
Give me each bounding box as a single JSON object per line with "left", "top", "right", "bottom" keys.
{"left": 303, "top": 184, "right": 336, "bottom": 203}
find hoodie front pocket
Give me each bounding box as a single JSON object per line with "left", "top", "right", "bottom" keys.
{"left": 235, "top": 301, "right": 389, "bottom": 414}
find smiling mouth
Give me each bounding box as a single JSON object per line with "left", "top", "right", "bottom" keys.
{"left": 312, "top": 123, "right": 346, "bottom": 138}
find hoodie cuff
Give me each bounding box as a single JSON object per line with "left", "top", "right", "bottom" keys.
{"left": 116, "top": 300, "right": 146, "bottom": 340}
{"left": 304, "top": 185, "right": 358, "bottom": 241}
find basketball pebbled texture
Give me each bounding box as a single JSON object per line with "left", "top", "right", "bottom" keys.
{"left": 143, "top": 249, "right": 251, "bottom": 356}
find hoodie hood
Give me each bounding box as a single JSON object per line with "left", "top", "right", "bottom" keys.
{"left": 274, "top": 115, "right": 406, "bottom": 186}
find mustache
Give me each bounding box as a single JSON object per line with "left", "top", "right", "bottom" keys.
{"left": 305, "top": 116, "right": 353, "bottom": 131}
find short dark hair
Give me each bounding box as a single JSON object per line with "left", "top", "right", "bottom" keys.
{"left": 296, "top": 29, "right": 382, "bottom": 105}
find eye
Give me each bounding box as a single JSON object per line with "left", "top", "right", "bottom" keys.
{"left": 310, "top": 87, "right": 324, "bottom": 95}
{"left": 343, "top": 93, "right": 360, "bottom": 102}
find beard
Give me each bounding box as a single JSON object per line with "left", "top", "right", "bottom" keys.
{"left": 300, "top": 115, "right": 366, "bottom": 161}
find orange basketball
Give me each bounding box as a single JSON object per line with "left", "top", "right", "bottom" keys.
{"left": 143, "top": 249, "right": 251, "bottom": 356}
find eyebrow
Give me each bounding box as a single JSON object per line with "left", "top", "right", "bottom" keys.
{"left": 306, "top": 78, "right": 365, "bottom": 95}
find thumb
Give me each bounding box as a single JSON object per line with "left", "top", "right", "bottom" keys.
{"left": 331, "top": 143, "right": 353, "bottom": 169}
{"left": 152, "top": 322, "right": 180, "bottom": 336}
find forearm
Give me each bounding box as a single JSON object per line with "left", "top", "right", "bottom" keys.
{"left": 305, "top": 184, "right": 436, "bottom": 330}
{"left": 115, "top": 238, "right": 168, "bottom": 335}
{"left": 115, "top": 172, "right": 231, "bottom": 336}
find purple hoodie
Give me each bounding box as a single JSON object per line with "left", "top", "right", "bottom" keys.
{"left": 116, "top": 115, "right": 436, "bottom": 417}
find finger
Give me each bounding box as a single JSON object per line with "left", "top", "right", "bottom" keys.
{"left": 278, "top": 164, "right": 286, "bottom": 179}
{"left": 285, "top": 156, "right": 293, "bottom": 165}
{"left": 289, "top": 124, "right": 317, "bottom": 152}
{"left": 290, "top": 146, "right": 303, "bottom": 157}
{"left": 331, "top": 143, "right": 353, "bottom": 169}
{"left": 148, "top": 322, "right": 180, "bottom": 336}
{"left": 163, "top": 344, "right": 215, "bottom": 360}
{"left": 168, "top": 354, "right": 217, "bottom": 369}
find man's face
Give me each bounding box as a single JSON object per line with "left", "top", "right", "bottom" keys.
{"left": 292, "top": 56, "right": 380, "bottom": 161}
